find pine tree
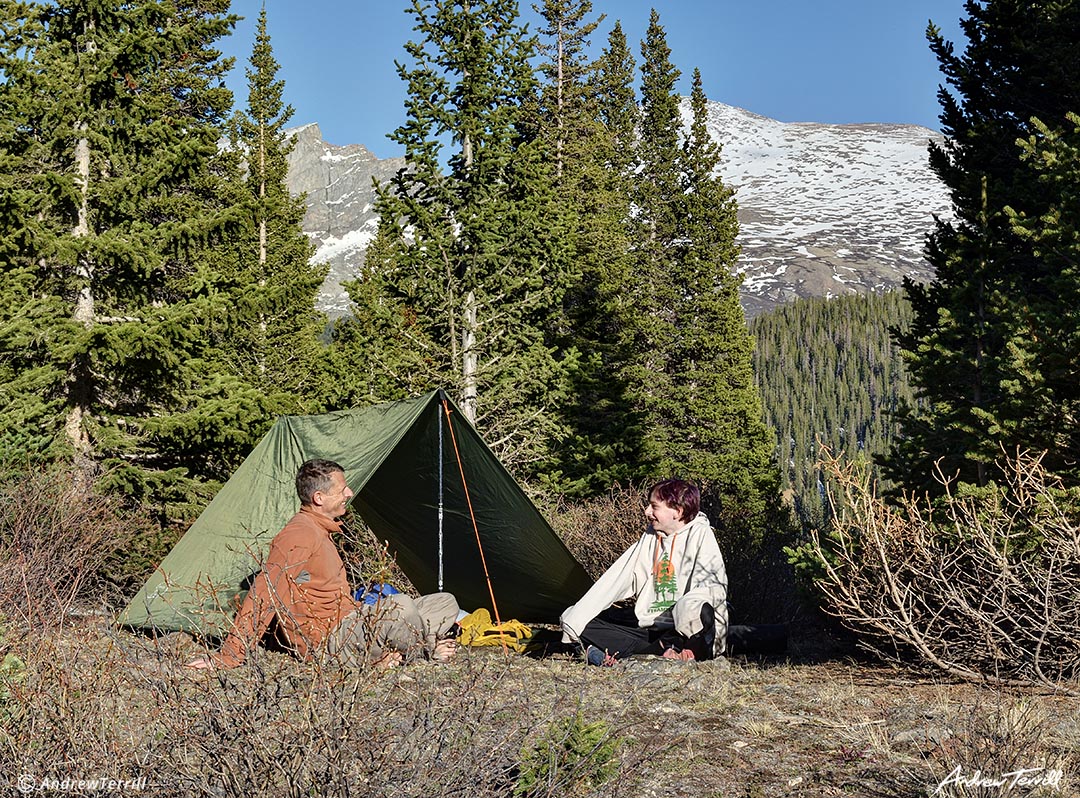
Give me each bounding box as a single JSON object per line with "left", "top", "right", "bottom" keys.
{"left": 0, "top": 0, "right": 269, "bottom": 515}
{"left": 532, "top": 0, "right": 602, "bottom": 183}
{"left": 1006, "top": 113, "right": 1080, "bottom": 472}
{"left": 223, "top": 6, "right": 330, "bottom": 415}
{"left": 885, "top": 0, "right": 1080, "bottom": 492}
{"left": 611, "top": 13, "right": 781, "bottom": 538}
{"left": 340, "top": 0, "right": 574, "bottom": 477}
{"left": 629, "top": 10, "right": 684, "bottom": 470}
{"left": 330, "top": 214, "right": 437, "bottom": 405}
{"left": 669, "top": 69, "right": 778, "bottom": 531}
{"left": 531, "top": 4, "right": 644, "bottom": 494}
{"left": 0, "top": 3, "right": 57, "bottom": 465}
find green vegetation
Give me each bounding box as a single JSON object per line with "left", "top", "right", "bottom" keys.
{"left": 0, "top": 0, "right": 249, "bottom": 514}
{"left": 223, "top": 6, "right": 332, "bottom": 417}
{"left": 331, "top": 0, "right": 782, "bottom": 546}
{"left": 0, "top": 1, "right": 328, "bottom": 522}
{"left": 514, "top": 712, "right": 621, "bottom": 796}
{"left": 0, "top": 0, "right": 782, "bottom": 567}
{"left": 534, "top": 5, "right": 644, "bottom": 495}
{"left": 780, "top": 1, "right": 1080, "bottom": 693}
{"left": 886, "top": 0, "right": 1080, "bottom": 494}
{"left": 332, "top": 0, "right": 576, "bottom": 478}
{"left": 2, "top": 0, "right": 1079, "bottom": 705}
{"left": 751, "top": 291, "right": 915, "bottom": 528}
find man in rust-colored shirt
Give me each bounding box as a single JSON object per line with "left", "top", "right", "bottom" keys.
{"left": 188, "top": 459, "right": 459, "bottom": 670}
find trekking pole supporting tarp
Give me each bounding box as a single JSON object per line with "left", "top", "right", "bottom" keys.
{"left": 441, "top": 397, "right": 506, "bottom": 650}
{"left": 437, "top": 399, "right": 444, "bottom": 592}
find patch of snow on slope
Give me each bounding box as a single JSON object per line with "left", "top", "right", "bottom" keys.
{"left": 314, "top": 226, "right": 376, "bottom": 262}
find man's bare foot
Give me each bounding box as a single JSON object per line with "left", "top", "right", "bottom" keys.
{"left": 433, "top": 638, "right": 458, "bottom": 662}
{"left": 372, "top": 650, "right": 403, "bottom": 670}
{"left": 662, "top": 647, "right": 695, "bottom": 662}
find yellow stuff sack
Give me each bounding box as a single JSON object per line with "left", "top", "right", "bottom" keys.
{"left": 458, "top": 608, "right": 532, "bottom": 652}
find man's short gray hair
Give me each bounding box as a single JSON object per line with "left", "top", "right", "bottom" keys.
{"left": 296, "top": 459, "right": 345, "bottom": 506}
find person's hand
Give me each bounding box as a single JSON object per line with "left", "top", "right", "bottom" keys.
{"left": 186, "top": 655, "right": 215, "bottom": 670}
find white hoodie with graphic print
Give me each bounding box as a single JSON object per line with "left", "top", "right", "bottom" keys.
{"left": 560, "top": 512, "right": 728, "bottom": 655}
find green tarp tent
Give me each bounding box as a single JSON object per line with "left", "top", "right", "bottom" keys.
{"left": 119, "top": 390, "right": 592, "bottom": 635}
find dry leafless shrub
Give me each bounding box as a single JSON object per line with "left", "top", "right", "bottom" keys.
{"left": 925, "top": 697, "right": 1068, "bottom": 798}
{"left": 0, "top": 468, "right": 149, "bottom": 632}
{"left": 339, "top": 511, "right": 417, "bottom": 597}
{"left": 548, "top": 484, "right": 648, "bottom": 581}
{"left": 0, "top": 469, "right": 650, "bottom": 797}
{"left": 2, "top": 617, "right": 653, "bottom": 798}
{"left": 807, "top": 448, "right": 1080, "bottom": 692}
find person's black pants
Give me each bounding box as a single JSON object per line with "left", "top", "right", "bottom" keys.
{"left": 579, "top": 603, "right": 715, "bottom": 660}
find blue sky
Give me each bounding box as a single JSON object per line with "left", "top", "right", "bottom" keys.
{"left": 218, "top": 1, "right": 968, "bottom": 158}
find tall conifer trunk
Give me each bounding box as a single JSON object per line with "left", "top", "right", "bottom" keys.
{"left": 65, "top": 253, "right": 95, "bottom": 478}
{"left": 462, "top": 291, "right": 478, "bottom": 422}
{"left": 67, "top": 26, "right": 95, "bottom": 482}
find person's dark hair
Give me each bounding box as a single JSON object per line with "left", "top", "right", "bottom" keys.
{"left": 649, "top": 478, "right": 700, "bottom": 522}
{"left": 296, "top": 459, "right": 345, "bottom": 506}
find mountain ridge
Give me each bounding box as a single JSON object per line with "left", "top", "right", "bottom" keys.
{"left": 285, "top": 101, "right": 951, "bottom": 318}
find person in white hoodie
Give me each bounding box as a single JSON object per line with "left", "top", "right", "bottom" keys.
{"left": 560, "top": 478, "right": 728, "bottom": 664}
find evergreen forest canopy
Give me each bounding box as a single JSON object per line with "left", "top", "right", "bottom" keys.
{"left": 883, "top": 0, "right": 1080, "bottom": 496}
{"left": 0, "top": 0, "right": 780, "bottom": 543}
{"left": 752, "top": 291, "right": 914, "bottom": 528}
{"left": 1, "top": 0, "right": 1078, "bottom": 557}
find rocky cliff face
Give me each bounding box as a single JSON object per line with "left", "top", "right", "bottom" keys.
{"left": 284, "top": 123, "right": 405, "bottom": 316}
{"left": 286, "top": 102, "right": 952, "bottom": 319}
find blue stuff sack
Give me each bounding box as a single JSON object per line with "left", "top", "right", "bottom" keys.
{"left": 356, "top": 582, "right": 400, "bottom": 605}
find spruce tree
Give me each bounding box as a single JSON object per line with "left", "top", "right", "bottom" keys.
{"left": 1006, "top": 113, "right": 1080, "bottom": 473}
{"left": 618, "top": 13, "right": 781, "bottom": 538}
{"left": 532, "top": 4, "right": 644, "bottom": 494}
{"left": 330, "top": 215, "right": 437, "bottom": 405}
{"left": 670, "top": 69, "right": 779, "bottom": 532}
{"left": 532, "top": 0, "right": 603, "bottom": 182}
{"left": 341, "top": 0, "right": 574, "bottom": 477}
{"left": 0, "top": 0, "right": 267, "bottom": 515}
{"left": 629, "top": 9, "right": 683, "bottom": 470}
{"left": 223, "top": 6, "right": 330, "bottom": 415}
{"left": 885, "top": 0, "right": 1080, "bottom": 492}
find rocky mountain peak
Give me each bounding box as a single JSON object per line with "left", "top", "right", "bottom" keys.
{"left": 285, "top": 124, "right": 405, "bottom": 314}
{"left": 286, "top": 101, "right": 952, "bottom": 319}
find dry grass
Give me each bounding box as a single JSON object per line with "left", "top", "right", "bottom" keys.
{"left": 2, "top": 617, "right": 1078, "bottom": 797}
{"left": 1, "top": 472, "right": 1078, "bottom": 795}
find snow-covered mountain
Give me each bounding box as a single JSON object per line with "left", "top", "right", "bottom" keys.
{"left": 286, "top": 102, "right": 951, "bottom": 319}
{"left": 698, "top": 102, "right": 950, "bottom": 317}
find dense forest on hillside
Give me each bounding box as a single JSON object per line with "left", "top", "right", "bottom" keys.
{"left": 751, "top": 291, "right": 914, "bottom": 527}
